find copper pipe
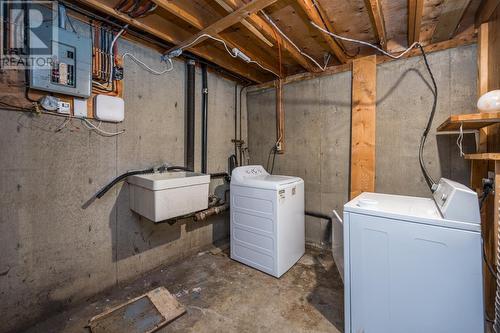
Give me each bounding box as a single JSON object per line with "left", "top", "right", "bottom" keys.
{"left": 275, "top": 79, "right": 284, "bottom": 153}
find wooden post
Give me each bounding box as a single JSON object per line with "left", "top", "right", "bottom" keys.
{"left": 350, "top": 55, "right": 377, "bottom": 199}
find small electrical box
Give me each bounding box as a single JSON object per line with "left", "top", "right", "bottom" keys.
{"left": 94, "top": 95, "right": 125, "bottom": 122}
{"left": 29, "top": 25, "right": 92, "bottom": 98}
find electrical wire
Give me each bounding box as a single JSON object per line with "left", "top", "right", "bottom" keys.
{"left": 312, "top": 20, "right": 437, "bottom": 191}
{"left": 416, "top": 44, "right": 438, "bottom": 191}
{"left": 261, "top": 11, "right": 330, "bottom": 71}
{"left": 456, "top": 122, "right": 465, "bottom": 157}
{"left": 168, "top": 33, "right": 280, "bottom": 77}
{"left": 82, "top": 118, "right": 125, "bottom": 136}
{"left": 122, "top": 53, "right": 174, "bottom": 75}
{"left": 311, "top": 21, "right": 420, "bottom": 59}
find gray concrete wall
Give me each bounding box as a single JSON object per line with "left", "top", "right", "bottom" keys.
{"left": 0, "top": 36, "right": 242, "bottom": 332}
{"left": 247, "top": 44, "right": 477, "bottom": 247}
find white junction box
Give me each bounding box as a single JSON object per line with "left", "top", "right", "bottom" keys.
{"left": 230, "top": 165, "right": 305, "bottom": 278}
{"left": 128, "top": 171, "right": 210, "bottom": 222}
{"left": 94, "top": 95, "right": 125, "bottom": 122}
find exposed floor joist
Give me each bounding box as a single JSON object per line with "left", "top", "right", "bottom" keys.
{"left": 154, "top": 0, "right": 281, "bottom": 76}
{"left": 214, "top": 0, "right": 274, "bottom": 47}
{"left": 364, "top": 0, "right": 388, "bottom": 50}
{"left": 432, "top": 0, "right": 472, "bottom": 43}
{"left": 295, "top": 0, "right": 347, "bottom": 63}
{"left": 76, "top": 0, "right": 270, "bottom": 83}
{"left": 165, "top": 0, "right": 277, "bottom": 54}
{"left": 221, "top": 0, "right": 317, "bottom": 72}
{"left": 408, "top": 0, "right": 424, "bottom": 45}
{"left": 475, "top": 0, "right": 500, "bottom": 26}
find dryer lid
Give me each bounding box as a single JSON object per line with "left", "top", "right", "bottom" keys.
{"left": 231, "top": 165, "right": 303, "bottom": 190}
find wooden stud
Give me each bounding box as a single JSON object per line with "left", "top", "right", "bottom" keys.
{"left": 431, "top": 0, "right": 472, "bottom": 43}
{"left": 153, "top": 0, "right": 281, "bottom": 76}
{"left": 75, "top": 0, "right": 270, "bottom": 82}
{"left": 165, "top": 0, "right": 277, "bottom": 54}
{"left": 295, "top": 0, "right": 347, "bottom": 63}
{"left": 475, "top": 0, "right": 500, "bottom": 26}
{"left": 364, "top": 0, "right": 387, "bottom": 50}
{"left": 407, "top": 0, "right": 424, "bottom": 45}
{"left": 213, "top": 0, "right": 274, "bottom": 47}
{"left": 350, "top": 55, "right": 377, "bottom": 199}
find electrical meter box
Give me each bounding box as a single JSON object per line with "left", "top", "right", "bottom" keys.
{"left": 29, "top": 24, "right": 92, "bottom": 98}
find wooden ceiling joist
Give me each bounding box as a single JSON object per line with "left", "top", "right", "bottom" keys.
{"left": 220, "top": 0, "right": 316, "bottom": 72}
{"left": 213, "top": 0, "right": 274, "bottom": 47}
{"left": 408, "top": 0, "right": 424, "bottom": 45}
{"left": 364, "top": 0, "right": 387, "bottom": 50}
{"left": 475, "top": 0, "right": 500, "bottom": 26}
{"left": 165, "top": 0, "right": 277, "bottom": 54}
{"left": 432, "top": 0, "right": 472, "bottom": 43}
{"left": 295, "top": 0, "right": 347, "bottom": 63}
{"left": 76, "top": 0, "right": 270, "bottom": 82}
{"left": 153, "top": 0, "right": 281, "bottom": 76}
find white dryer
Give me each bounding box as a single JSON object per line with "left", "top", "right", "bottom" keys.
{"left": 342, "top": 178, "right": 484, "bottom": 333}
{"left": 230, "top": 165, "right": 305, "bottom": 277}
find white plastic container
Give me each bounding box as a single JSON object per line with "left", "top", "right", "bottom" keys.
{"left": 128, "top": 171, "right": 210, "bottom": 222}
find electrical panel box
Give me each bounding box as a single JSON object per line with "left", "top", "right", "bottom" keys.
{"left": 29, "top": 25, "right": 92, "bottom": 98}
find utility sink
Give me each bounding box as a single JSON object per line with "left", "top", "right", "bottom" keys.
{"left": 128, "top": 171, "right": 210, "bottom": 222}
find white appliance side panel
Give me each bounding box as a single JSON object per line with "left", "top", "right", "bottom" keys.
{"left": 276, "top": 181, "right": 305, "bottom": 277}
{"left": 230, "top": 185, "right": 277, "bottom": 276}
{"left": 343, "top": 212, "right": 351, "bottom": 333}
{"left": 348, "top": 213, "right": 484, "bottom": 333}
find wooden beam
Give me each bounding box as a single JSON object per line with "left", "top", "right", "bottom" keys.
{"left": 408, "top": 0, "right": 424, "bottom": 45}
{"left": 350, "top": 55, "right": 377, "bottom": 199}
{"left": 432, "top": 0, "right": 472, "bottom": 43}
{"left": 153, "top": 0, "right": 281, "bottom": 76}
{"left": 221, "top": 0, "right": 316, "bottom": 72}
{"left": 475, "top": 0, "right": 500, "bottom": 26}
{"left": 364, "top": 0, "right": 387, "bottom": 49}
{"left": 76, "top": 0, "right": 270, "bottom": 83}
{"left": 213, "top": 0, "right": 274, "bottom": 47}
{"left": 165, "top": 0, "right": 277, "bottom": 54}
{"left": 295, "top": 0, "right": 347, "bottom": 63}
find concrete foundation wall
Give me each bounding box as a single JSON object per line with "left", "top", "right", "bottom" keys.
{"left": 0, "top": 37, "right": 242, "bottom": 332}
{"left": 247, "top": 45, "right": 477, "bottom": 247}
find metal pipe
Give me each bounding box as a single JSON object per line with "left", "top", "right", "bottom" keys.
{"left": 234, "top": 83, "right": 238, "bottom": 164}
{"left": 276, "top": 79, "right": 284, "bottom": 153}
{"left": 58, "top": 4, "right": 67, "bottom": 29}
{"left": 194, "top": 204, "right": 229, "bottom": 221}
{"left": 201, "top": 63, "right": 208, "bottom": 174}
{"left": 186, "top": 60, "right": 196, "bottom": 171}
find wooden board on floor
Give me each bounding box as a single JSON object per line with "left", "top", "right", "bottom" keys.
{"left": 350, "top": 55, "right": 376, "bottom": 199}
{"left": 88, "top": 287, "right": 185, "bottom": 333}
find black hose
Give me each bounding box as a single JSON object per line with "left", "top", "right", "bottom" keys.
{"left": 96, "top": 168, "right": 154, "bottom": 199}
{"left": 417, "top": 44, "right": 438, "bottom": 191}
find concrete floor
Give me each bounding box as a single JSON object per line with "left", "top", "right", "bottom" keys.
{"left": 23, "top": 246, "right": 344, "bottom": 333}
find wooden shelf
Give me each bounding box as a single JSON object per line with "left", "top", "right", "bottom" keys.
{"left": 436, "top": 112, "right": 500, "bottom": 132}
{"left": 464, "top": 153, "right": 500, "bottom": 161}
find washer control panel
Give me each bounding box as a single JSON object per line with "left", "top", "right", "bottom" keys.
{"left": 432, "top": 178, "right": 480, "bottom": 224}
{"left": 231, "top": 165, "right": 269, "bottom": 184}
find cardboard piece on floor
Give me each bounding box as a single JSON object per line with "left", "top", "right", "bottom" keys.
{"left": 88, "top": 287, "right": 186, "bottom": 333}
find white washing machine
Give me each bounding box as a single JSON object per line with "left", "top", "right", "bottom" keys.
{"left": 230, "top": 165, "right": 305, "bottom": 277}
{"left": 341, "top": 178, "right": 484, "bottom": 333}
